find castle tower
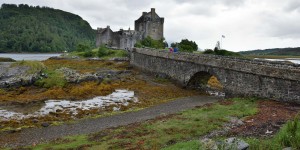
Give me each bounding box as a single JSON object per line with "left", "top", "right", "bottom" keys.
{"left": 134, "top": 8, "right": 164, "bottom": 40}
{"left": 96, "top": 26, "right": 113, "bottom": 47}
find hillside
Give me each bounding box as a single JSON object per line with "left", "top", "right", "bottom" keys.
{"left": 0, "top": 4, "right": 96, "bottom": 53}
{"left": 239, "top": 47, "right": 300, "bottom": 56}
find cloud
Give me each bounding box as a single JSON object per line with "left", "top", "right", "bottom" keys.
{"left": 284, "top": 0, "right": 300, "bottom": 12}
{"left": 0, "top": 0, "right": 300, "bottom": 51}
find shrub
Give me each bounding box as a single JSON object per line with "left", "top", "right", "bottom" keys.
{"left": 203, "top": 49, "right": 242, "bottom": 57}
{"left": 76, "top": 43, "right": 91, "bottom": 52}
{"left": 178, "top": 39, "right": 198, "bottom": 52}
{"left": 203, "top": 49, "right": 214, "bottom": 54}
{"left": 82, "top": 50, "right": 94, "bottom": 57}
{"left": 135, "top": 36, "right": 165, "bottom": 49}
{"left": 97, "top": 45, "right": 109, "bottom": 57}
{"left": 134, "top": 41, "right": 143, "bottom": 48}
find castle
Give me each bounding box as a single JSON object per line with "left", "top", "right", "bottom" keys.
{"left": 96, "top": 8, "right": 164, "bottom": 49}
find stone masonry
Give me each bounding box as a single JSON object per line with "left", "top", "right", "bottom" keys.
{"left": 96, "top": 8, "right": 164, "bottom": 50}
{"left": 130, "top": 48, "right": 300, "bottom": 103}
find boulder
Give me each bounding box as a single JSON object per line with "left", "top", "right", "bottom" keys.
{"left": 200, "top": 138, "right": 218, "bottom": 150}
{"left": 41, "top": 122, "right": 50, "bottom": 127}
{"left": 200, "top": 137, "right": 249, "bottom": 150}
{"left": 224, "top": 137, "right": 249, "bottom": 150}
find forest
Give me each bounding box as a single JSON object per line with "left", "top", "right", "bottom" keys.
{"left": 0, "top": 4, "right": 95, "bottom": 53}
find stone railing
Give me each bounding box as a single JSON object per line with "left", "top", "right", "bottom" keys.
{"left": 132, "top": 48, "right": 300, "bottom": 81}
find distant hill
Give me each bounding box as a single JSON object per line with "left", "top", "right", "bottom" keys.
{"left": 239, "top": 47, "right": 300, "bottom": 56}
{"left": 0, "top": 4, "right": 96, "bottom": 53}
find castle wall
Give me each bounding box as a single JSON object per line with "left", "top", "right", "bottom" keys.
{"left": 146, "top": 19, "right": 164, "bottom": 40}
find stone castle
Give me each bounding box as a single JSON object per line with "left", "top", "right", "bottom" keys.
{"left": 96, "top": 8, "right": 164, "bottom": 49}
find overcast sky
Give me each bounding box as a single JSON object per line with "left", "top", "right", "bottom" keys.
{"left": 1, "top": 0, "right": 300, "bottom": 51}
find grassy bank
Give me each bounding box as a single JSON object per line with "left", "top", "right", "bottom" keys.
{"left": 0, "top": 57, "right": 16, "bottom": 62}
{"left": 72, "top": 47, "right": 128, "bottom": 60}
{"left": 22, "top": 97, "right": 300, "bottom": 150}
{"left": 27, "top": 98, "right": 257, "bottom": 149}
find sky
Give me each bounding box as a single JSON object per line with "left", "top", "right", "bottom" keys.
{"left": 1, "top": 0, "right": 300, "bottom": 51}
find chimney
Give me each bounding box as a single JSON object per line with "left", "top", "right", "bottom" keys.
{"left": 151, "top": 8, "right": 155, "bottom": 13}
{"left": 107, "top": 25, "right": 110, "bottom": 29}
{"left": 151, "top": 8, "right": 155, "bottom": 18}
{"left": 142, "top": 12, "right": 147, "bottom": 16}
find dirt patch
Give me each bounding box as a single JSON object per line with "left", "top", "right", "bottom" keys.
{"left": 230, "top": 100, "right": 300, "bottom": 137}
{"left": 219, "top": 100, "right": 234, "bottom": 106}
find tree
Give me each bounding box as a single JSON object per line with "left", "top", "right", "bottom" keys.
{"left": 0, "top": 4, "right": 95, "bottom": 53}
{"left": 76, "top": 43, "right": 90, "bottom": 52}
{"left": 170, "top": 42, "right": 178, "bottom": 48}
{"left": 134, "top": 36, "right": 165, "bottom": 49}
{"left": 178, "top": 39, "right": 198, "bottom": 52}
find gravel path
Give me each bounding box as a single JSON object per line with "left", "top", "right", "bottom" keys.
{"left": 0, "top": 95, "right": 220, "bottom": 148}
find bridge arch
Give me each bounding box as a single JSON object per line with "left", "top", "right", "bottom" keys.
{"left": 187, "top": 71, "right": 223, "bottom": 90}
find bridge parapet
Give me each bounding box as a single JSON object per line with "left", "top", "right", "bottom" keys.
{"left": 133, "top": 48, "right": 300, "bottom": 81}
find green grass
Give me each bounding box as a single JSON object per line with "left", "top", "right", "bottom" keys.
{"left": 70, "top": 47, "right": 128, "bottom": 59}
{"left": 28, "top": 98, "right": 258, "bottom": 149}
{"left": 97, "top": 47, "right": 128, "bottom": 59}
{"left": 31, "top": 135, "right": 94, "bottom": 150}
{"left": 11, "top": 60, "right": 45, "bottom": 74}
{"left": 162, "top": 140, "right": 201, "bottom": 150}
{"left": 34, "top": 69, "right": 67, "bottom": 88}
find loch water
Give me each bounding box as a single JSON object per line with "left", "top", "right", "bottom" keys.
{"left": 0, "top": 53, "right": 61, "bottom": 61}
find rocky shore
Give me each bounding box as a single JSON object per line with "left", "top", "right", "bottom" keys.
{"left": 0, "top": 62, "right": 42, "bottom": 88}
{"left": 0, "top": 56, "right": 131, "bottom": 88}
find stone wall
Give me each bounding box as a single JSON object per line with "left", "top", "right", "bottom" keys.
{"left": 130, "top": 48, "right": 300, "bottom": 103}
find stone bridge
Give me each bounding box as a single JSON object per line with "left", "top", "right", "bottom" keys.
{"left": 130, "top": 48, "right": 300, "bottom": 103}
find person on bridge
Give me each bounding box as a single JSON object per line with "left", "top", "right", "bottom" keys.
{"left": 169, "top": 47, "right": 173, "bottom": 52}
{"left": 174, "top": 47, "right": 178, "bottom": 53}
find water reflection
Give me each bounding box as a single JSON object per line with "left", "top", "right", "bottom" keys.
{"left": 0, "top": 89, "right": 137, "bottom": 121}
